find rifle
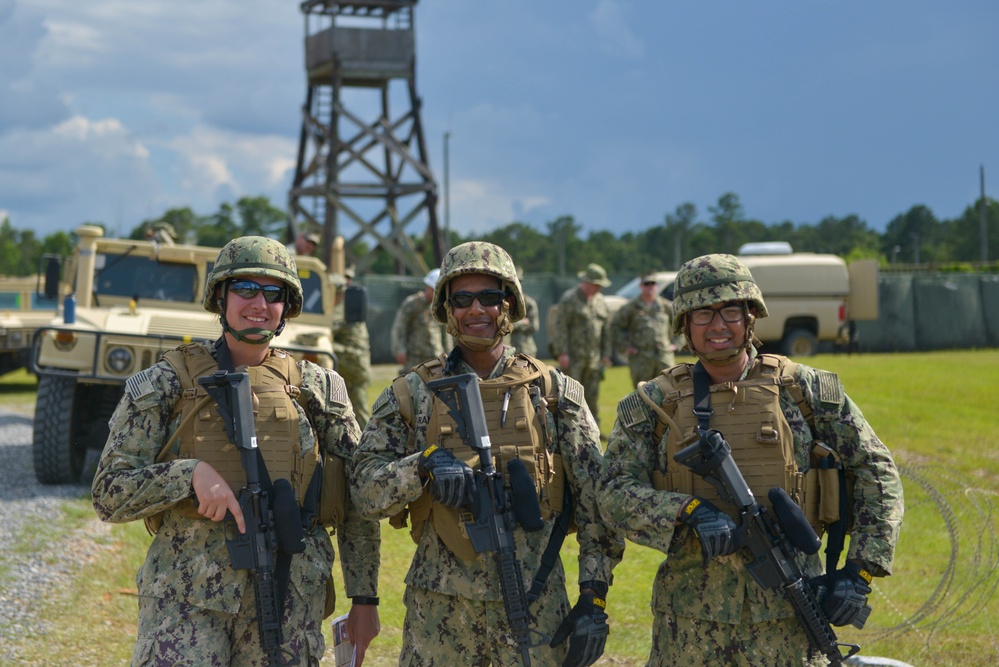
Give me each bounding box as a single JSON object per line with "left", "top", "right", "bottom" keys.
{"left": 674, "top": 428, "right": 867, "bottom": 666}
{"left": 199, "top": 370, "right": 291, "bottom": 667}
{"left": 426, "top": 373, "right": 547, "bottom": 667}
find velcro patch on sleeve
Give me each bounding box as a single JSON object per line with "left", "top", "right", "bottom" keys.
{"left": 816, "top": 371, "right": 844, "bottom": 408}
{"left": 125, "top": 369, "right": 156, "bottom": 402}
{"left": 617, "top": 393, "right": 649, "bottom": 429}
{"left": 561, "top": 375, "right": 584, "bottom": 411}
{"left": 324, "top": 369, "right": 349, "bottom": 409}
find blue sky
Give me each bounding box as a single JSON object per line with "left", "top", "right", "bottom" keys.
{"left": 1, "top": 0, "right": 996, "bottom": 242}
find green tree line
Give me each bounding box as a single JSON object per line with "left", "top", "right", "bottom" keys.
{"left": 2, "top": 192, "right": 998, "bottom": 277}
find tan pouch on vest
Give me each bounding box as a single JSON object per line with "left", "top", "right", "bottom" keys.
{"left": 323, "top": 574, "right": 337, "bottom": 619}
{"left": 318, "top": 454, "right": 349, "bottom": 530}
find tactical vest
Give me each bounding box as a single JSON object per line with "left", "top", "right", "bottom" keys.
{"left": 145, "top": 343, "right": 321, "bottom": 530}
{"left": 641, "top": 354, "right": 841, "bottom": 533}
{"left": 390, "top": 354, "right": 566, "bottom": 561}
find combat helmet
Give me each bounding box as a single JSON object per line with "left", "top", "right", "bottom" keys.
{"left": 671, "top": 253, "right": 767, "bottom": 338}
{"left": 204, "top": 236, "right": 303, "bottom": 318}
{"left": 431, "top": 242, "right": 526, "bottom": 323}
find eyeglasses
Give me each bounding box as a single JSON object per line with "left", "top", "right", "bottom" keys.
{"left": 448, "top": 289, "right": 508, "bottom": 309}
{"left": 689, "top": 305, "right": 745, "bottom": 326}
{"left": 228, "top": 280, "right": 288, "bottom": 304}
{"left": 641, "top": 281, "right": 658, "bottom": 287}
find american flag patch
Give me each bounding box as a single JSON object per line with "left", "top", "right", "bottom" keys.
{"left": 125, "top": 369, "right": 156, "bottom": 401}
{"left": 617, "top": 393, "right": 647, "bottom": 429}
{"left": 816, "top": 371, "right": 843, "bottom": 407}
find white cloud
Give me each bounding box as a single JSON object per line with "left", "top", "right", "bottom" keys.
{"left": 588, "top": 0, "right": 644, "bottom": 59}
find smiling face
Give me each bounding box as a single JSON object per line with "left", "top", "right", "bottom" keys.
{"left": 686, "top": 301, "right": 749, "bottom": 360}
{"left": 222, "top": 274, "right": 287, "bottom": 343}
{"left": 448, "top": 273, "right": 508, "bottom": 344}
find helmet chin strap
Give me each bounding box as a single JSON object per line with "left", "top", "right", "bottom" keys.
{"left": 217, "top": 292, "right": 286, "bottom": 345}
{"left": 444, "top": 301, "right": 514, "bottom": 352}
{"left": 685, "top": 313, "right": 758, "bottom": 366}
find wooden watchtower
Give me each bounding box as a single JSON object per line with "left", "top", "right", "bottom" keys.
{"left": 289, "top": 0, "right": 444, "bottom": 275}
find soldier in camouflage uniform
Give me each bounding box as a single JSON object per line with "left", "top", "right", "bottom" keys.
{"left": 391, "top": 268, "right": 447, "bottom": 372}
{"left": 599, "top": 254, "right": 903, "bottom": 666}
{"left": 92, "top": 236, "right": 381, "bottom": 667}
{"left": 611, "top": 272, "right": 680, "bottom": 388}
{"left": 333, "top": 268, "right": 372, "bottom": 427}
{"left": 550, "top": 264, "right": 613, "bottom": 429}
{"left": 352, "top": 242, "right": 623, "bottom": 667}
{"left": 509, "top": 266, "right": 540, "bottom": 357}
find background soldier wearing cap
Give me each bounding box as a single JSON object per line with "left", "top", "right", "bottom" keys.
{"left": 610, "top": 272, "right": 680, "bottom": 388}
{"left": 146, "top": 221, "right": 178, "bottom": 246}
{"left": 391, "top": 268, "right": 448, "bottom": 373}
{"left": 550, "top": 263, "right": 613, "bottom": 430}
{"left": 509, "top": 266, "right": 540, "bottom": 357}
{"left": 352, "top": 241, "right": 623, "bottom": 667}
{"left": 599, "top": 253, "right": 903, "bottom": 666}
{"left": 332, "top": 267, "right": 373, "bottom": 427}
{"left": 289, "top": 229, "right": 321, "bottom": 256}
{"left": 92, "top": 236, "right": 381, "bottom": 666}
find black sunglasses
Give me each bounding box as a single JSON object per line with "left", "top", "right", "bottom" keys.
{"left": 448, "top": 289, "right": 508, "bottom": 309}
{"left": 228, "top": 279, "right": 287, "bottom": 304}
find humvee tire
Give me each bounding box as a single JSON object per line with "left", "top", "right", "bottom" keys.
{"left": 32, "top": 375, "right": 84, "bottom": 484}
{"left": 781, "top": 328, "right": 818, "bottom": 357}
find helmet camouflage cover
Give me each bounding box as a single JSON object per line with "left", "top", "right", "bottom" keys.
{"left": 431, "top": 242, "right": 526, "bottom": 324}
{"left": 204, "top": 236, "right": 303, "bottom": 318}
{"left": 671, "top": 253, "right": 768, "bottom": 337}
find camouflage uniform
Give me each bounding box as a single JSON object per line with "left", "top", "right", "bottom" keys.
{"left": 611, "top": 293, "right": 678, "bottom": 387}
{"left": 333, "top": 301, "right": 372, "bottom": 427}
{"left": 391, "top": 291, "right": 447, "bottom": 372}
{"left": 91, "top": 237, "right": 381, "bottom": 667}
{"left": 509, "top": 292, "right": 539, "bottom": 357}
{"left": 550, "top": 274, "right": 612, "bottom": 427}
{"left": 598, "top": 254, "right": 903, "bottom": 667}
{"left": 353, "top": 242, "right": 623, "bottom": 667}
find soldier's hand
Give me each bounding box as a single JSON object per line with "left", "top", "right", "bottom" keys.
{"left": 817, "top": 561, "right": 873, "bottom": 627}
{"left": 395, "top": 352, "right": 407, "bottom": 366}
{"left": 417, "top": 445, "right": 475, "bottom": 509}
{"left": 558, "top": 353, "right": 570, "bottom": 371}
{"left": 677, "top": 496, "right": 739, "bottom": 565}
{"left": 192, "top": 461, "right": 244, "bottom": 533}
{"left": 550, "top": 589, "right": 609, "bottom": 667}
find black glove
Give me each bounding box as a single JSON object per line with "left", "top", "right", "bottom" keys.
{"left": 817, "top": 561, "right": 873, "bottom": 627}
{"left": 550, "top": 588, "right": 609, "bottom": 667}
{"left": 417, "top": 444, "right": 475, "bottom": 509}
{"left": 677, "top": 496, "right": 739, "bottom": 565}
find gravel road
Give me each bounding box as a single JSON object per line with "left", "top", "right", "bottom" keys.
{"left": 0, "top": 406, "right": 114, "bottom": 664}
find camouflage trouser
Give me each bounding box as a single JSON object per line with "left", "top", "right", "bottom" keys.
{"left": 627, "top": 354, "right": 674, "bottom": 388}
{"left": 131, "top": 578, "right": 326, "bottom": 667}
{"left": 647, "top": 609, "right": 825, "bottom": 667}
{"left": 567, "top": 361, "right": 602, "bottom": 428}
{"left": 337, "top": 354, "right": 371, "bottom": 427}
{"left": 400, "top": 585, "right": 572, "bottom": 667}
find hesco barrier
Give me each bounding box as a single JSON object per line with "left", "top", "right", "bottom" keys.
{"left": 857, "top": 273, "right": 999, "bottom": 352}
{"left": 359, "top": 272, "right": 999, "bottom": 363}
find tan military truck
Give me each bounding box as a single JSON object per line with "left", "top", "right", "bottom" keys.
{"left": 30, "top": 225, "right": 339, "bottom": 484}
{"left": 0, "top": 275, "right": 61, "bottom": 377}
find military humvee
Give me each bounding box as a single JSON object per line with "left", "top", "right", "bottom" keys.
{"left": 30, "top": 225, "right": 339, "bottom": 484}
{"left": 0, "top": 275, "right": 60, "bottom": 377}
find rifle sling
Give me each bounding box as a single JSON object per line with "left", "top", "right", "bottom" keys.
{"left": 527, "top": 481, "right": 573, "bottom": 602}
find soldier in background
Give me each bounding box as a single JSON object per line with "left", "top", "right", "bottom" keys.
{"left": 599, "top": 253, "right": 903, "bottom": 666}
{"left": 352, "top": 241, "right": 623, "bottom": 667}
{"left": 390, "top": 268, "right": 447, "bottom": 373}
{"left": 551, "top": 263, "right": 613, "bottom": 430}
{"left": 509, "top": 266, "right": 540, "bottom": 357}
{"left": 146, "top": 222, "right": 177, "bottom": 246}
{"left": 289, "top": 230, "right": 320, "bottom": 256}
{"left": 611, "top": 272, "right": 680, "bottom": 388}
{"left": 333, "top": 266, "right": 372, "bottom": 427}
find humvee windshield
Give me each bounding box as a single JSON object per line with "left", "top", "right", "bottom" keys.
{"left": 94, "top": 254, "right": 199, "bottom": 303}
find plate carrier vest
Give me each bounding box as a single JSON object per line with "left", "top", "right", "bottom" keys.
{"left": 389, "top": 354, "right": 569, "bottom": 561}
{"left": 144, "top": 343, "right": 324, "bottom": 533}
{"left": 630, "top": 354, "right": 842, "bottom": 534}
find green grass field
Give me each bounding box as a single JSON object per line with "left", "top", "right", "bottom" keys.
{"left": 2, "top": 350, "right": 998, "bottom": 666}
